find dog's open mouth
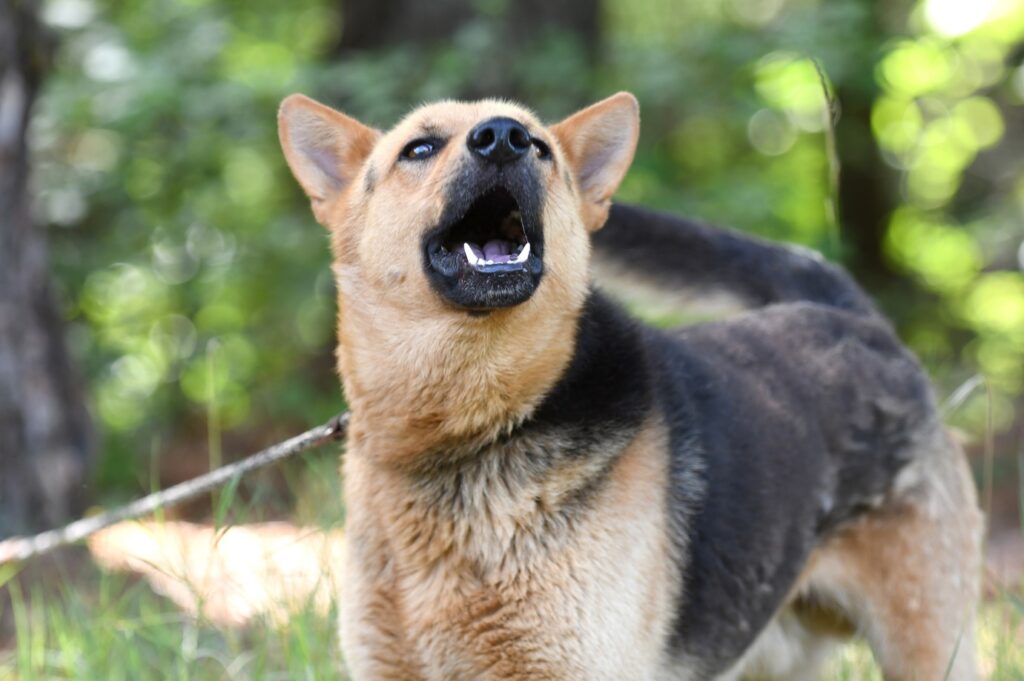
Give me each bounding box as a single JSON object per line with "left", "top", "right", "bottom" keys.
{"left": 446, "top": 188, "right": 532, "bottom": 273}
{"left": 424, "top": 185, "right": 544, "bottom": 310}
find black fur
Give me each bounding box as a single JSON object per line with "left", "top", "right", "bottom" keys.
{"left": 528, "top": 293, "right": 652, "bottom": 450}
{"left": 595, "top": 203, "right": 877, "bottom": 316}
{"left": 526, "top": 204, "right": 937, "bottom": 677}
{"left": 651, "top": 305, "right": 932, "bottom": 675}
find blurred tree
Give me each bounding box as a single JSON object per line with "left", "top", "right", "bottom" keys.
{"left": 0, "top": 0, "right": 93, "bottom": 534}
{"left": 337, "top": 0, "right": 598, "bottom": 56}
{"left": 331, "top": 0, "right": 599, "bottom": 102}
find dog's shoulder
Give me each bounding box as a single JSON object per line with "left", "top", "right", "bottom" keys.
{"left": 639, "top": 303, "right": 937, "bottom": 673}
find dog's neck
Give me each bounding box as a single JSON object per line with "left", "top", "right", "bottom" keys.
{"left": 340, "top": 290, "right": 656, "bottom": 578}
{"left": 333, "top": 270, "right": 586, "bottom": 465}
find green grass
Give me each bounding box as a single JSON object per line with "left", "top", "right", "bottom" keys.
{"left": 1, "top": 566, "right": 343, "bottom": 681}
{"left": 821, "top": 598, "right": 1024, "bottom": 680}
{"left": 0, "top": 445, "right": 349, "bottom": 681}
{"left": 2, "top": 397, "right": 1020, "bottom": 680}
{"left": 2, "top": 563, "right": 1022, "bottom": 680}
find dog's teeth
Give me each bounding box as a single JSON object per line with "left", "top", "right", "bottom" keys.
{"left": 463, "top": 243, "right": 479, "bottom": 266}
{"left": 513, "top": 242, "right": 531, "bottom": 263}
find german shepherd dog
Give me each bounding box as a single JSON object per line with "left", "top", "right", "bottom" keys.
{"left": 277, "top": 92, "right": 983, "bottom": 680}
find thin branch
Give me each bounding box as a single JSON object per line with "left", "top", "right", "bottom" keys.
{"left": 811, "top": 56, "right": 842, "bottom": 258}
{"left": 942, "top": 374, "right": 983, "bottom": 416}
{"left": 0, "top": 412, "right": 350, "bottom": 565}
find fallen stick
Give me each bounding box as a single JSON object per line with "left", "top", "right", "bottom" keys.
{"left": 0, "top": 412, "right": 349, "bottom": 565}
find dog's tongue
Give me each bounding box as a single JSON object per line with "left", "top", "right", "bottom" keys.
{"left": 483, "top": 239, "right": 514, "bottom": 263}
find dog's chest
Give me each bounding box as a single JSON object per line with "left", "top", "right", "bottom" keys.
{"left": 344, "top": 419, "right": 679, "bottom": 680}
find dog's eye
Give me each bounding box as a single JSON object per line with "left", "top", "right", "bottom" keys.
{"left": 401, "top": 138, "right": 443, "bottom": 161}
{"left": 532, "top": 137, "right": 552, "bottom": 160}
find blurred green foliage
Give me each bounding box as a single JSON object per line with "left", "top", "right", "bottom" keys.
{"left": 31, "top": 0, "right": 1024, "bottom": 494}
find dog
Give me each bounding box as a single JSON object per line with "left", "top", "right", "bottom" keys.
{"left": 277, "top": 92, "right": 983, "bottom": 680}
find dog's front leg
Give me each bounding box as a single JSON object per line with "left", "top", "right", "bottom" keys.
{"left": 339, "top": 537, "right": 427, "bottom": 680}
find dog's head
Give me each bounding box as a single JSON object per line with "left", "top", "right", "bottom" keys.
{"left": 278, "top": 93, "right": 638, "bottom": 313}
{"left": 277, "top": 94, "right": 638, "bottom": 452}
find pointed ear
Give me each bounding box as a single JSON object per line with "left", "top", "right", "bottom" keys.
{"left": 551, "top": 92, "right": 640, "bottom": 231}
{"left": 278, "top": 94, "right": 379, "bottom": 222}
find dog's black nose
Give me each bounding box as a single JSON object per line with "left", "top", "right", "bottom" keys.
{"left": 467, "top": 118, "right": 532, "bottom": 164}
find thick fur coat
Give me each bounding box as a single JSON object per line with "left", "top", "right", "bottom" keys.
{"left": 276, "top": 93, "right": 983, "bottom": 680}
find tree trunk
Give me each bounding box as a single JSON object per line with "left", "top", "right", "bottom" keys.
{"left": 834, "top": 82, "right": 903, "bottom": 289}
{"left": 0, "top": 0, "right": 93, "bottom": 536}
{"left": 830, "top": 5, "right": 943, "bottom": 327}
{"left": 830, "top": 2, "right": 912, "bottom": 294}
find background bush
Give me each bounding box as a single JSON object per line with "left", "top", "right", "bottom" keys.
{"left": 30, "top": 0, "right": 1024, "bottom": 503}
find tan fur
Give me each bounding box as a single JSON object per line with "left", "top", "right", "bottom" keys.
{"left": 550, "top": 93, "right": 640, "bottom": 231}
{"left": 341, "top": 417, "right": 677, "bottom": 680}
{"left": 311, "top": 99, "right": 596, "bottom": 463}
{"left": 278, "top": 92, "right": 655, "bottom": 678}
{"left": 799, "top": 430, "right": 983, "bottom": 681}
{"left": 278, "top": 95, "right": 380, "bottom": 223}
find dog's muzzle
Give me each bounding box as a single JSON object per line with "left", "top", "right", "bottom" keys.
{"left": 423, "top": 166, "right": 545, "bottom": 312}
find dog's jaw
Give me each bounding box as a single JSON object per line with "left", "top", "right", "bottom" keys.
{"left": 423, "top": 169, "right": 547, "bottom": 311}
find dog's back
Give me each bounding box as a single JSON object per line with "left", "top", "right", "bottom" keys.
{"left": 595, "top": 203, "right": 982, "bottom": 680}
{"left": 595, "top": 203, "right": 875, "bottom": 315}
